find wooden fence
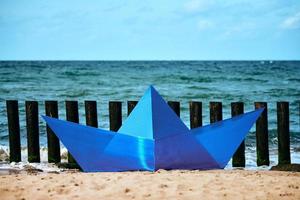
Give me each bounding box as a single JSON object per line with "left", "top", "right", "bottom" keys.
{"left": 5, "top": 100, "right": 293, "bottom": 167}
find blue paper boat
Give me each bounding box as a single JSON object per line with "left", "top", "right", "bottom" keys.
{"left": 43, "top": 86, "right": 263, "bottom": 172}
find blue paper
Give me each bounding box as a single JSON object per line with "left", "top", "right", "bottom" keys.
{"left": 43, "top": 86, "right": 263, "bottom": 172}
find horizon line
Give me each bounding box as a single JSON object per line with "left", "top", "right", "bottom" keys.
{"left": 1, "top": 59, "right": 300, "bottom": 62}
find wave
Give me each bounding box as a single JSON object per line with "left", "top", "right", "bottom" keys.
{"left": 60, "top": 90, "right": 92, "bottom": 98}
{"left": 0, "top": 145, "right": 69, "bottom": 162}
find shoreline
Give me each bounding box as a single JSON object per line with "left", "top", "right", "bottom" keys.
{"left": 1, "top": 169, "right": 300, "bottom": 200}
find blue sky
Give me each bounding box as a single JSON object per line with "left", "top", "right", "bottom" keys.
{"left": 0, "top": 0, "right": 300, "bottom": 60}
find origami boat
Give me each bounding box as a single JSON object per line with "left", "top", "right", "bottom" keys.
{"left": 43, "top": 86, "right": 263, "bottom": 172}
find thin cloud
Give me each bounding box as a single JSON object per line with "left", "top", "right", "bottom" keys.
{"left": 183, "top": 0, "right": 215, "bottom": 13}
{"left": 280, "top": 12, "right": 300, "bottom": 29}
{"left": 220, "top": 22, "right": 257, "bottom": 39}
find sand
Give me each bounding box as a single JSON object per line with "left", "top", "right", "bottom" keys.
{"left": 1, "top": 169, "right": 300, "bottom": 200}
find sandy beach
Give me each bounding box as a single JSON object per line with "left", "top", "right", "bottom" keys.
{"left": 1, "top": 169, "right": 300, "bottom": 200}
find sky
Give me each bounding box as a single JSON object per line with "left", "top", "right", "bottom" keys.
{"left": 0, "top": 0, "right": 300, "bottom": 60}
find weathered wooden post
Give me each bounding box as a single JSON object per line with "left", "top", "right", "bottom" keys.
{"left": 127, "top": 101, "right": 138, "bottom": 116}
{"left": 255, "top": 102, "right": 269, "bottom": 166}
{"left": 277, "top": 102, "right": 291, "bottom": 165}
{"left": 231, "top": 102, "right": 245, "bottom": 167}
{"left": 65, "top": 101, "right": 79, "bottom": 164}
{"left": 6, "top": 100, "right": 21, "bottom": 162}
{"left": 85, "top": 101, "right": 98, "bottom": 128}
{"left": 45, "top": 101, "right": 60, "bottom": 163}
{"left": 189, "top": 101, "right": 202, "bottom": 129}
{"left": 109, "top": 101, "right": 122, "bottom": 131}
{"left": 25, "top": 101, "right": 40, "bottom": 162}
{"left": 210, "top": 102, "right": 222, "bottom": 123}
{"left": 168, "top": 101, "right": 180, "bottom": 117}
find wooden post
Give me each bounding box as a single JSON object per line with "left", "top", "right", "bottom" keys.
{"left": 210, "top": 102, "right": 222, "bottom": 123}
{"left": 25, "top": 101, "right": 40, "bottom": 162}
{"left": 6, "top": 100, "right": 21, "bottom": 162}
{"left": 189, "top": 101, "right": 202, "bottom": 129}
{"left": 109, "top": 101, "right": 122, "bottom": 131}
{"left": 65, "top": 101, "right": 79, "bottom": 164}
{"left": 85, "top": 101, "right": 98, "bottom": 128}
{"left": 45, "top": 101, "right": 60, "bottom": 163}
{"left": 231, "top": 102, "right": 245, "bottom": 167}
{"left": 255, "top": 102, "right": 269, "bottom": 166}
{"left": 277, "top": 102, "right": 291, "bottom": 165}
{"left": 168, "top": 101, "right": 180, "bottom": 117}
{"left": 127, "top": 101, "right": 138, "bottom": 116}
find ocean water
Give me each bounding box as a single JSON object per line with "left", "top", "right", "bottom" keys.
{"left": 0, "top": 61, "right": 299, "bottom": 168}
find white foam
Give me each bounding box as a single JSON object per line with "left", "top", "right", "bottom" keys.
{"left": 1, "top": 144, "right": 299, "bottom": 172}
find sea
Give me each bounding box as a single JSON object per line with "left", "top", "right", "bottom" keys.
{"left": 0, "top": 61, "right": 299, "bottom": 171}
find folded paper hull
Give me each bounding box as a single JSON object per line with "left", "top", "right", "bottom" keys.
{"left": 43, "top": 108, "right": 263, "bottom": 172}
